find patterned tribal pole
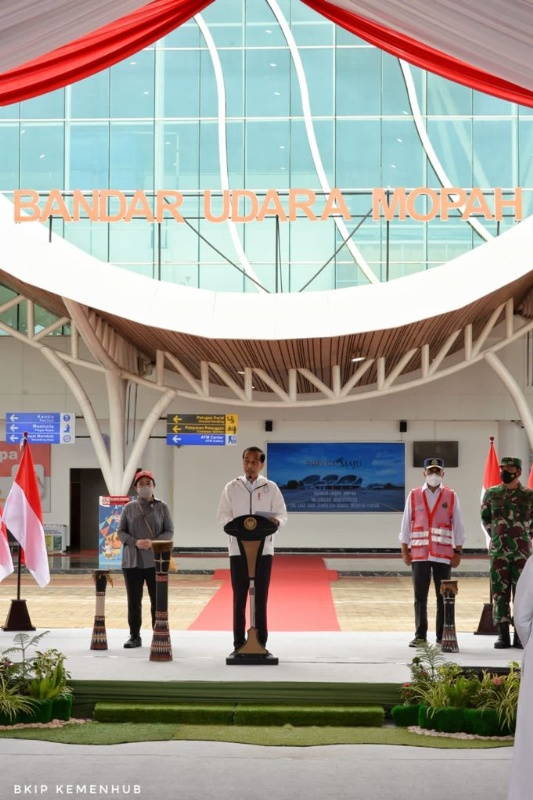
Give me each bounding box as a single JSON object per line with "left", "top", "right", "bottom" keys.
{"left": 149, "top": 540, "right": 173, "bottom": 662}
{"left": 440, "top": 579, "right": 459, "bottom": 653}
{"left": 90, "top": 570, "right": 113, "bottom": 650}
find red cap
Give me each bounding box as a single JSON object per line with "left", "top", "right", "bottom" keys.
{"left": 133, "top": 470, "right": 155, "bottom": 486}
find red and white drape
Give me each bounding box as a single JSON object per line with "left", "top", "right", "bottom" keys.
{"left": 0, "top": 0, "right": 214, "bottom": 105}
{"left": 0, "top": 0, "right": 532, "bottom": 107}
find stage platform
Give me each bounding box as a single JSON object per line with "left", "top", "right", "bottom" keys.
{"left": 0, "top": 627, "right": 517, "bottom": 685}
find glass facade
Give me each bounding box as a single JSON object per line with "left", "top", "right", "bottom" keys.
{"left": 0, "top": 0, "right": 532, "bottom": 298}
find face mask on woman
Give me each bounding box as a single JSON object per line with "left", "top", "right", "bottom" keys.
{"left": 426, "top": 473, "right": 443, "bottom": 488}
{"left": 137, "top": 484, "right": 154, "bottom": 499}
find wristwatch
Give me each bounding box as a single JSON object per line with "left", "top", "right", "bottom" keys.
{"left": 453, "top": 548, "right": 462, "bottom": 554}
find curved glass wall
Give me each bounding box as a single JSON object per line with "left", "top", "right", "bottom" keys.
{"left": 0, "top": 0, "right": 532, "bottom": 296}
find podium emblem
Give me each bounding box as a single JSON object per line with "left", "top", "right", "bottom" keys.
{"left": 244, "top": 516, "right": 258, "bottom": 531}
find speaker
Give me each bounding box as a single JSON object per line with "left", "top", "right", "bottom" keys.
{"left": 399, "top": 420, "right": 407, "bottom": 433}
{"left": 265, "top": 420, "right": 273, "bottom": 432}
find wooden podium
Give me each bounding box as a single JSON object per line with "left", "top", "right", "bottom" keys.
{"left": 224, "top": 515, "right": 279, "bottom": 666}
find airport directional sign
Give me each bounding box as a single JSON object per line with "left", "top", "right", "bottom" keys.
{"left": 6, "top": 412, "right": 75, "bottom": 444}
{"left": 166, "top": 414, "right": 238, "bottom": 446}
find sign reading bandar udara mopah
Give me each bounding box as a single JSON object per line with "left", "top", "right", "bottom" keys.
{"left": 13, "top": 186, "right": 523, "bottom": 224}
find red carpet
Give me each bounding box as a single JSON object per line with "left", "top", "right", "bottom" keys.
{"left": 188, "top": 556, "right": 340, "bottom": 632}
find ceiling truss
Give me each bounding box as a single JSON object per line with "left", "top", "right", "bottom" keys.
{"left": 1, "top": 293, "right": 531, "bottom": 409}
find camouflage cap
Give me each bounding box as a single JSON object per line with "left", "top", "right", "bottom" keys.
{"left": 424, "top": 457, "right": 445, "bottom": 470}
{"left": 499, "top": 457, "right": 522, "bottom": 469}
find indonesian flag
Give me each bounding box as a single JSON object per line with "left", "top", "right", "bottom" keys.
{"left": 3, "top": 441, "right": 50, "bottom": 587}
{"left": 481, "top": 436, "right": 500, "bottom": 549}
{"left": 0, "top": 503, "right": 14, "bottom": 582}
{"left": 527, "top": 462, "right": 533, "bottom": 489}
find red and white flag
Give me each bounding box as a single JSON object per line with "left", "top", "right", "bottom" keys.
{"left": 3, "top": 441, "right": 50, "bottom": 587}
{"left": 481, "top": 436, "right": 500, "bottom": 549}
{"left": 0, "top": 503, "right": 14, "bottom": 582}
{"left": 527, "top": 462, "right": 533, "bottom": 489}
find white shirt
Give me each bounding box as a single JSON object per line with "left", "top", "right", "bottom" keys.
{"left": 217, "top": 474, "right": 288, "bottom": 556}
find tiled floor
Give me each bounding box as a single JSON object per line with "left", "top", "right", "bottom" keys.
{"left": 0, "top": 569, "right": 493, "bottom": 634}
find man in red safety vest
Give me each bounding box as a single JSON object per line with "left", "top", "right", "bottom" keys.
{"left": 400, "top": 457, "right": 466, "bottom": 647}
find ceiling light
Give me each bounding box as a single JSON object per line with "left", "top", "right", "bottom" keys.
{"left": 351, "top": 356, "right": 366, "bottom": 362}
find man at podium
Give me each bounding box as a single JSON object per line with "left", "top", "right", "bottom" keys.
{"left": 217, "top": 446, "right": 288, "bottom": 656}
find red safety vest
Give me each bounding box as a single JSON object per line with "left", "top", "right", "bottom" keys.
{"left": 410, "top": 486, "right": 455, "bottom": 561}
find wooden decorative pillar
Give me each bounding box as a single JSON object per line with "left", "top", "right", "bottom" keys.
{"left": 149, "top": 540, "right": 173, "bottom": 662}
{"left": 90, "top": 570, "right": 113, "bottom": 650}
{"left": 440, "top": 579, "right": 459, "bottom": 653}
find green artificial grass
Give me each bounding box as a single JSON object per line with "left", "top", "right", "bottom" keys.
{"left": 70, "top": 680, "right": 402, "bottom": 719}
{"left": 0, "top": 722, "right": 514, "bottom": 748}
{"left": 233, "top": 704, "right": 384, "bottom": 727}
{"left": 95, "top": 703, "right": 235, "bottom": 725}
{"left": 94, "top": 702, "right": 385, "bottom": 728}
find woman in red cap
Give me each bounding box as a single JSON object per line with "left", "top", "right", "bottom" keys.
{"left": 117, "top": 470, "right": 174, "bottom": 648}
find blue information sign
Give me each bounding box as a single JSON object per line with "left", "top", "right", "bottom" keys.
{"left": 166, "top": 433, "right": 228, "bottom": 446}
{"left": 6, "top": 412, "right": 75, "bottom": 444}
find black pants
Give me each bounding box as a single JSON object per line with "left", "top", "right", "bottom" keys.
{"left": 230, "top": 554, "right": 273, "bottom": 649}
{"left": 411, "top": 560, "right": 451, "bottom": 641}
{"left": 122, "top": 567, "right": 156, "bottom": 637}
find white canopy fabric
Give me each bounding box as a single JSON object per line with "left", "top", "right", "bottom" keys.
{"left": 0, "top": 0, "right": 149, "bottom": 71}
{"left": 307, "top": 0, "right": 533, "bottom": 94}
{"left": 1, "top": 194, "right": 533, "bottom": 341}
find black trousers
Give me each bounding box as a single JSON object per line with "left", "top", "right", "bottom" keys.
{"left": 411, "top": 560, "right": 451, "bottom": 641}
{"left": 230, "top": 554, "right": 273, "bottom": 649}
{"left": 122, "top": 567, "right": 156, "bottom": 637}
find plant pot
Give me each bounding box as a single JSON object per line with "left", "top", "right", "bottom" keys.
{"left": 463, "top": 708, "right": 514, "bottom": 737}
{"left": 391, "top": 704, "right": 421, "bottom": 727}
{"left": 418, "top": 705, "right": 466, "bottom": 733}
{"left": 17, "top": 699, "right": 54, "bottom": 724}
{"left": 51, "top": 695, "right": 73, "bottom": 721}
{"left": 0, "top": 699, "right": 54, "bottom": 726}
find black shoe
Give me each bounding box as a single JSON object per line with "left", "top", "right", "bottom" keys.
{"left": 513, "top": 631, "right": 523, "bottom": 649}
{"left": 123, "top": 635, "right": 142, "bottom": 649}
{"left": 408, "top": 638, "right": 427, "bottom": 647}
{"left": 494, "top": 622, "right": 511, "bottom": 649}
{"left": 228, "top": 649, "right": 243, "bottom": 658}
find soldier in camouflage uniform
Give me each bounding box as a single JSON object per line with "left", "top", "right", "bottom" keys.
{"left": 481, "top": 456, "right": 533, "bottom": 649}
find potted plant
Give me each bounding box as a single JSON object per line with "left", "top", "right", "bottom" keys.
{"left": 0, "top": 672, "right": 37, "bottom": 725}
{"left": 392, "top": 641, "right": 520, "bottom": 736}
{"left": 392, "top": 641, "right": 445, "bottom": 727}
{"left": 0, "top": 631, "right": 73, "bottom": 724}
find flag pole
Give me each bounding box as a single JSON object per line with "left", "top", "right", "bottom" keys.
{"left": 474, "top": 436, "right": 498, "bottom": 636}
{"left": 2, "top": 433, "right": 36, "bottom": 631}
{"left": 15, "top": 541, "right": 22, "bottom": 601}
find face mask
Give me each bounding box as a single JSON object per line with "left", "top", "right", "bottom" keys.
{"left": 500, "top": 471, "right": 517, "bottom": 485}
{"left": 426, "top": 474, "right": 443, "bottom": 487}
{"left": 137, "top": 484, "right": 154, "bottom": 499}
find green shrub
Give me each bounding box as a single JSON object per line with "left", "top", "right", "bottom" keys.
{"left": 391, "top": 704, "right": 420, "bottom": 727}
{"left": 234, "top": 705, "right": 384, "bottom": 727}
{"left": 94, "top": 703, "right": 234, "bottom": 725}
{"left": 463, "top": 708, "right": 514, "bottom": 737}
{"left": 52, "top": 695, "right": 73, "bottom": 722}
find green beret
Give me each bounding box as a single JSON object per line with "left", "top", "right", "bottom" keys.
{"left": 499, "top": 457, "right": 522, "bottom": 469}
